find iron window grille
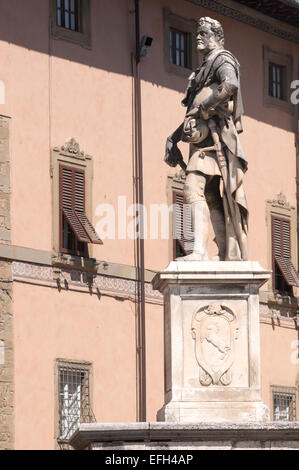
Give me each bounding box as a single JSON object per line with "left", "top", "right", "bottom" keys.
{"left": 170, "top": 28, "right": 190, "bottom": 69}
{"left": 272, "top": 386, "right": 297, "bottom": 421}
{"left": 57, "top": 0, "right": 80, "bottom": 32}
{"left": 58, "top": 362, "right": 95, "bottom": 443}
{"left": 269, "top": 62, "right": 286, "bottom": 101}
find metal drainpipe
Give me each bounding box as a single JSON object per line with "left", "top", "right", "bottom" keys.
{"left": 133, "top": 0, "right": 146, "bottom": 423}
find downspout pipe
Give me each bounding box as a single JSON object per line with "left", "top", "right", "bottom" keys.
{"left": 134, "top": 0, "right": 147, "bottom": 423}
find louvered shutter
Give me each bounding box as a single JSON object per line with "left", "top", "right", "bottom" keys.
{"left": 73, "top": 171, "right": 103, "bottom": 244}
{"left": 173, "top": 191, "right": 194, "bottom": 257}
{"left": 60, "top": 165, "right": 103, "bottom": 245}
{"left": 272, "top": 217, "right": 299, "bottom": 287}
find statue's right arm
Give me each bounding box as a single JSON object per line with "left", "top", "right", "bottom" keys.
{"left": 164, "top": 123, "right": 184, "bottom": 167}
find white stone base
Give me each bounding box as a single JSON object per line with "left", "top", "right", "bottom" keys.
{"left": 158, "top": 401, "right": 270, "bottom": 423}
{"left": 152, "top": 261, "right": 271, "bottom": 424}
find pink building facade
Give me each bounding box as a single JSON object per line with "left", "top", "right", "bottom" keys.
{"left": 0, "top": 0, "right": 298, "bottom": 450}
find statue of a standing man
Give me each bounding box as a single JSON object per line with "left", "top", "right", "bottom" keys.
{"left": 165, "top": 17, "right": 248, "bottom": 261}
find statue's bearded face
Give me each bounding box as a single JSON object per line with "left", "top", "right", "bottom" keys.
{"left": 196, "top": 23, "right": 221, "bottom": 53}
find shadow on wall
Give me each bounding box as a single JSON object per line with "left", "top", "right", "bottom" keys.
{"left": 0, "top": 0, "right": 297, "bottom": 132}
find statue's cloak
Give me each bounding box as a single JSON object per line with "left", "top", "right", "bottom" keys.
{"left": 182, "top": 48, "right": 248, "bottom": 234}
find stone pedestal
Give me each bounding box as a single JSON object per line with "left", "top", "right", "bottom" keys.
{"left": 152, "top": 261, "right": 271, "bottom": 423}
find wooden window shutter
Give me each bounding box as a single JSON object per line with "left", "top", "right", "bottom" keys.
{"left": 272, "top": 216, "right": 299, "bottom": 287}
{"left": 60, "top": 165, "right": 103, "bottom": 245}
{"left": 73, "top": 170, "right": 103, "bottom": 244}
{"left": 173, "top": 190, "right": 194, "bottom": 258}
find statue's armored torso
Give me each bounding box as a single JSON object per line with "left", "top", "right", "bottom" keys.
{"left": 181, "top": 48, "right": 244, "bottom": 176}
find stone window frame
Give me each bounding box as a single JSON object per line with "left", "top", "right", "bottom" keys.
{"left": 270, "top": 385, "right": 298, "bottom": 422}
{"left": 54, "top": 358, "right": 94, "bottom": 449}
{"left": 50, "top": 0, "right": 92, "bottom": 49}
{"left": 163, "top": 9, "right": 198, "bottom": 78}
{"left": 50, "top": 138, "right": 97, "bottom": 272}
{"left": 263, "top": 45, "right": 293, "bottom": 114}
{"left": 266, "top": 193, "right": 297, "bottom": 295}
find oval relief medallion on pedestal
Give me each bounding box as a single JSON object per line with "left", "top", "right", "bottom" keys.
{"left": 191, "top": 304, "right": 239, "bottom": 386}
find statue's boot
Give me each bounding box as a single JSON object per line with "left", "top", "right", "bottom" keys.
{"left": 209, "top": 206, "right": 226, "bottom": 261}
{"left": 176, "top": 201, "right": 209, "bottom": 261}
{"left": 226, "top": 238, "right": 240, "bottom": 260}
{"left": 223, "top": 201, "right": 247, "bottom": 261}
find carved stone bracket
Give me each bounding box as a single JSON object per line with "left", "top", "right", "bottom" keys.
{"left": 52, "top": 253, "right": 98, "bottom": 275}
{"left": 267, "top": 192, "right": 294, "bottom": 211}
{"left": 53, "top": 138, "right": 92, "bottom": 161}
{"left": 173, "top": 169, "right": 186, "bottom": 184}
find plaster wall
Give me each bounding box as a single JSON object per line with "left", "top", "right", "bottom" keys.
{"left": 13, "top": 281, "right": 164, "bottom": 450}
{"left": 260, "top": 322, "right": 299, "bottom": 412}
{"left": 0, "top": 0, "right": 297, "bottom": 450}
{"left": 0, "top": 0, "right": 296, "bottom": 271}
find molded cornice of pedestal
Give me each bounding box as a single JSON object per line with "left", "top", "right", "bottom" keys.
{"left": 69, "top": 422, "right": 299, "bottom": 450}
{"left": 152, "top": 261, "right": 271, "bottom": 292}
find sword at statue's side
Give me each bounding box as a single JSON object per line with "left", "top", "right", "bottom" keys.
{"left": 208, "top": 118, "right": 248, "bottom": 261}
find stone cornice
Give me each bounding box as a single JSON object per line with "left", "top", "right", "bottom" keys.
{"left": 70, "top": 422, "right": 299, "bottom": 450}
{"left": 12, "top": 261, "right": 162, "bottom": 302}
{"left": 0, "top": 244, "right": 156, "bottom": 283}
{"left": 1, "top": 245, "right": 298, "bottom": 313}
{"left": 185, "top": 0, "right": 299, "bottom": 44}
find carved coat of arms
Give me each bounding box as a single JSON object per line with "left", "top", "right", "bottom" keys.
{"left": 191, "top": 304, "right": 239, "bottom": 386}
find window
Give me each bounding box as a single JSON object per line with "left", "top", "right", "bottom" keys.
{"left": 266, "top": 193, "right": 298, "bottom": 295}
{"left": 263, "top": 46, "right": 293, "bottom": 112}
{"left": 269, "top": 63, "right": 286, "bottom": 101}
{"left": 164, "top": 9, "right": 197, "bottom": 77}
{"left": 50, "top": 0, "right": 91, "bottom": 48}
{"left": 51, "top": 138, "right": 102, "bottom": 266}
{"left": 170, "top": 28, "right": 190, "bottom": 69}
{"left": 62, "top": 213, "right": 87, "bottom": 257}
{"left": 56, "top": 0, "right": 80, "bottom": 32}
{"left": 57, "top": 360, "right": 95, "bottom": 444}
{"left": 272, "top": 386, "right": 297, "bottom": 421}
{"left": 272, "top": 216, "right": 299, "bottom": 294}
{"left": 173, "top": 190, "right": 194, "bottom": 259}
{"left": 59, "top": 164, "right": 102, "bottom": 257}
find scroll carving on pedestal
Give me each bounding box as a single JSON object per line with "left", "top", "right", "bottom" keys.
{"left": 191, "top": 304, "right": 239, "bottom": 386}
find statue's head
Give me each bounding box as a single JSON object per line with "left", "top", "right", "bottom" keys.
{"left": 196, "top": 17, "right": 224, "bottom": 53}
